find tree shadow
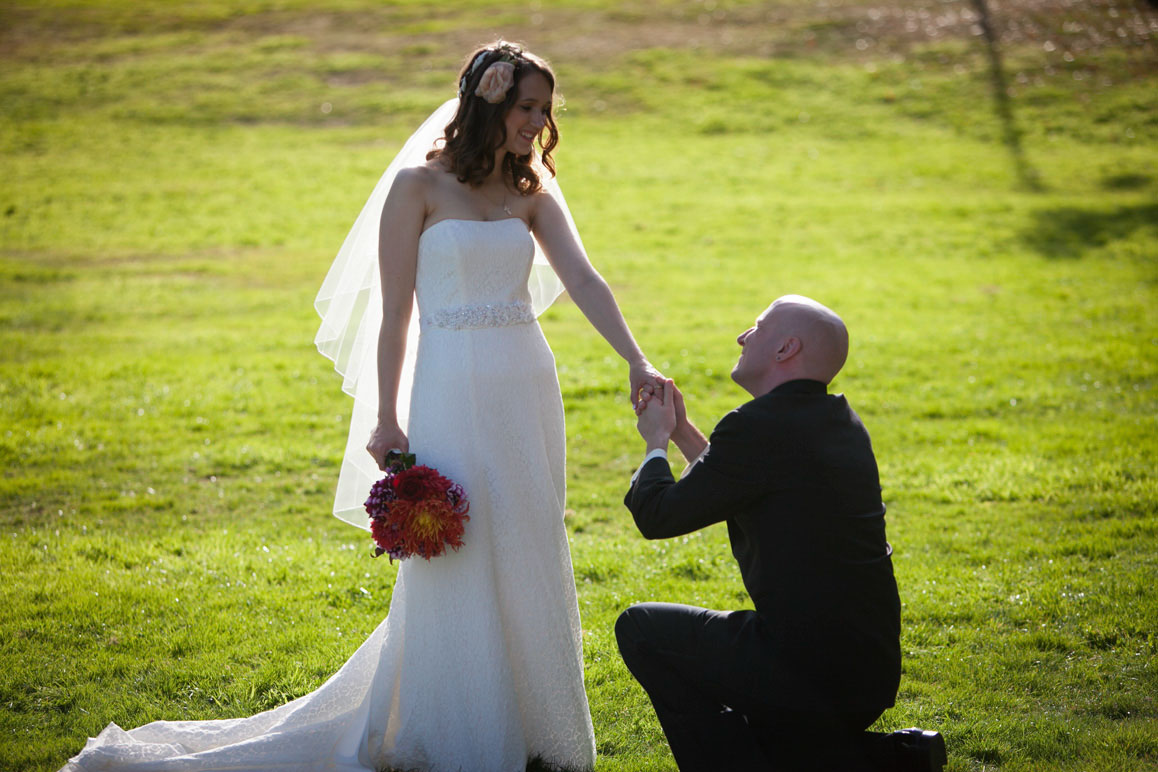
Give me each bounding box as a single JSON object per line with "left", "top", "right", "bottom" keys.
{"left": 1021, "top": 203, "right": 1158, "bottom": 259}
{"left": 969, "top": 0, "right": 1045, "bottom": 192}
{"left": 1102, "top": 173, "right": 1152, "bottom": 191}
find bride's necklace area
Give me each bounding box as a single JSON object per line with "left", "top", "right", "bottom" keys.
{"left": 479, "top": 183, "right": 513, "bottom": 217}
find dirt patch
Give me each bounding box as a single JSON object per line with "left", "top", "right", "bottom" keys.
{"left": 4, "top": 0, "right": 1155, "bottom": 67}
{"left": 243, "top": 1, "right": 1158, "bottom": 65}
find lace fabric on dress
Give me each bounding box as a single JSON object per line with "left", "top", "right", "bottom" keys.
{"left": 313, "top": 97, "right": 581, "bottom": 529}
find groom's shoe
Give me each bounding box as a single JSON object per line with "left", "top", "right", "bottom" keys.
{"left": 891, "top": 728, "right": 947, "bottom": 772}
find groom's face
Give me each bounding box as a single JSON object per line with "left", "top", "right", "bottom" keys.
{"left": 731, "top": 304, "right": 778, "bottom": 390}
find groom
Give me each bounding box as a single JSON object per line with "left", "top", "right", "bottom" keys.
{"left": 617, "top": 295, "right": 946, "bottom": 771}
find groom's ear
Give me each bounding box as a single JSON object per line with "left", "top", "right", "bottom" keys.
{"left": 776, "top": 336, "right": 802, "bottom": 362}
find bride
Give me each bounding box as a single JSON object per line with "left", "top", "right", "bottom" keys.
{"left": 62, "top": 41, "right": 659, "bottom": 772}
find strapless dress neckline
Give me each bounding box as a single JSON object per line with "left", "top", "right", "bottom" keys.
{"left": 420, "top": 216, "right": 529, "bottom": 240}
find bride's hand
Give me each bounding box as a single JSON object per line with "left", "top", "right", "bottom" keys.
{"left": 629, "top": 359, "right": 664, "bottom": 410}
{"left": 367, "top": 421, "right": 408, "bottom": 471}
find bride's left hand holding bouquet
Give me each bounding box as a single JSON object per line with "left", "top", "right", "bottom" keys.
{"left": 364, "top": 451, "right": 470, "bottom": 562}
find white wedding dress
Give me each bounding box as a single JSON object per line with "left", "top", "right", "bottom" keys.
{"left": 62, "top": 217, "right": 597, "bottom": 772}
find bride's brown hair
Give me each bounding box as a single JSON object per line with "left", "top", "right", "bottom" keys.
{"left": 428, "top": 42, "right": 559, "bottom": 195}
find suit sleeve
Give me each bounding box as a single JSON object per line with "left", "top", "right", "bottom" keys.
{"left": 624, "top": 409, "right": 766, "bottom": 539}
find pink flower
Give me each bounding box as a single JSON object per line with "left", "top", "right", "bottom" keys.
{"left": 475, "top": 61, "right": 515, "bottom": 104}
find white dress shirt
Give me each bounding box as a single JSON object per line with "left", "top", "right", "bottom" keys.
{"left": 630, "top": 445, "right": 710, "bottom": 484}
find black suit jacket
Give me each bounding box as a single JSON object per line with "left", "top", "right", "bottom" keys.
{"left": 625, "top": 379, "right": 901, "bottom": 714}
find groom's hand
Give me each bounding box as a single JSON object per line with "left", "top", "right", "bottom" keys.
{"left": 636, "top": 379, "right": 686, "bottom": 423}
{"left": 636, "top": 378, "right": 677, "bottom": 452}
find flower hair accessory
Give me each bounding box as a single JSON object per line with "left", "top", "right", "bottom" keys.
{"left": 475, "top": 61, "right": 515, "bottom": 104}
{"left": 458, "top": 42, "right": 522, "bottom": 102}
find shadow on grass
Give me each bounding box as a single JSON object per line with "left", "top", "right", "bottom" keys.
{"left": 382, "top": 757, "right": 575, "bottom": 772}
{"left": 1102, "top": 172, "right": 1152, "bottom": 191}
{"left": 1021, "top": 202, "right": 1158, "bottom": 259}
{"left": 969, "top": 0, "right": 1045, "bottom": 192}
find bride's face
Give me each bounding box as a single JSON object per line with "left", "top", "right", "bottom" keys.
{"left": 502, "top": 71, "right": 552, "bottom": 157}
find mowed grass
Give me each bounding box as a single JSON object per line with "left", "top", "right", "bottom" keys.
{"left": 2, "top": 1, "right": 1156, "bottom": 770}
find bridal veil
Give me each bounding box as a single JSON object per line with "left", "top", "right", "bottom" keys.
{"left": 313, "top": 97, "right": 579, "bottom": 528}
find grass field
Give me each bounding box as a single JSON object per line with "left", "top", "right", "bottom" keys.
{"left": 2, "top": 0, "right": 1156, "bottom": 770}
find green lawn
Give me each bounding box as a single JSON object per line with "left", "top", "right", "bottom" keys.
{"left": 2, "top": 1, "right": 1156, "bottom": 770}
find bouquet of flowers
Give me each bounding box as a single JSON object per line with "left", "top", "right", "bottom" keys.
{"left": 364, "top": 451, "right": 470, "bottom": 562}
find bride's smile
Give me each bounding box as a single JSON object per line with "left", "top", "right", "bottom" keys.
{"left": 503, "top": 71, "right": 551, "bottom": 156}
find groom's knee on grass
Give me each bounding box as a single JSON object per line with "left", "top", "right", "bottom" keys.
{"left": 614, "top": 606, "right": 642, "bottom": 664}
{"left": 616, "top": 604, "right": 666, "bottom": 677}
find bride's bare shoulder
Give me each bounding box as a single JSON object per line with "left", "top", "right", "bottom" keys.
{"left": 404, "top": 158, "right": 461, "bottom": 194}
{"left": 526, "top": 186, "right": 561, "bottom": 224}
{"left": 388, "top": 163, "right": 448, "bottom": 207}
{"left": 395, "top": 162, "right": 440, "bottom": 188}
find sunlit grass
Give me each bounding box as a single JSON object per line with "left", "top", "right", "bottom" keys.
{"left": 2, "top": 1, "right": 1156, "bottom": 770}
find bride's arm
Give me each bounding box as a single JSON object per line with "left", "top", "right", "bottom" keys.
{"left": 367, "top": 167, "right": 427, "bottom": 468}
{"left": 530, "top": 191, "right": 660, "bottom": 408}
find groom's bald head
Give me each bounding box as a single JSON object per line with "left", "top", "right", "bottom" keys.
{"left": 731, "top": 295, "right": 849, "bottom": 396}
{"left": 770, "top": 295, "right": 848, "bottom": 383}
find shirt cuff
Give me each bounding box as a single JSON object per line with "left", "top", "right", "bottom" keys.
{"left": 631, "top": 448, "right": 669, "bottom": 484}
{"left": 679, "top": 443, "right": 710, "bottom": 479}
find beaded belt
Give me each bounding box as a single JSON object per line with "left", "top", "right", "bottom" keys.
{"left": 421, "top": 300, "right": 535, "bottom": 331}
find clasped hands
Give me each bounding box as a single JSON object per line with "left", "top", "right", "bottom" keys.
{"left": 628, "top": 360, "right": 682, "bottom": 453}
{"left": 635, "top": 376, "right": 685, "bottom": 453}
